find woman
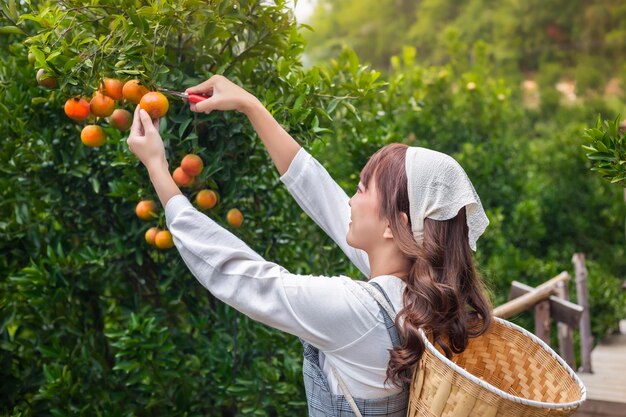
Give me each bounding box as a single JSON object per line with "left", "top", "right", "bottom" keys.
{"left": 127, "top": 75, "right": 493, "bottom": 416}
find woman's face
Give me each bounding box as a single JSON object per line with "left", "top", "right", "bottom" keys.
{"left": 347, "top": 176, "right": 389, "bottom": 251}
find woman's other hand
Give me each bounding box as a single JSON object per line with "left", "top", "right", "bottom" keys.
{"left": 126, "top": 106, "right": 167, "bottom": 170}
{"left": 186, "top": 75, "right": 259, "bottom": 115}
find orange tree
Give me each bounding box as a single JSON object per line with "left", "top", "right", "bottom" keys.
{"left": 0, "top": 0, "right": 384, "bottom": 415}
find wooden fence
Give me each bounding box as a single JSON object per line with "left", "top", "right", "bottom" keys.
{"left": 493, "top": 253, "right": 592, "bottom": 372}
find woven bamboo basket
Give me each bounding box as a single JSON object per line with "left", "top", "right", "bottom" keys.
{"left": 407, "top": 317, "right": 586, "bottom": 417}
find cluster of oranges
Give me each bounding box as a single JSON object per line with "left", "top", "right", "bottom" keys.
{"left": 36, "top": 68, "right": 245, "bottom": 250}
{"left": 134, "top": 153, "right": 243, "bottom": 250}
{"left": 134, "top": 196, "right": 243, "bottom": 251}
{"left": 172, "top": 153, "right": 245, "bottom": 228}
{"left": 60, "top": 77, "right": 169, "bottom": 147}
{"left": 135, "top": 200, "right": 175, "bottom": 249}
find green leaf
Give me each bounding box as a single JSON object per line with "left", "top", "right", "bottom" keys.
{"left": 90, "top": 177, "right": 100, "bottom": 194}
{"left": 30, "top": 46, "right": 47, "bottom": 68}
{"left": 293, "top": 94, "right": 305, "bottom": 110}
{"left": 118, "top": 69, "right": 143, "bottom": 75}
{"left": 17, "top": 13, "right": 41, "bottom": 24}
{"left": 0, "top": 26, "right": 23, "bottom": 35}
{"left": 179, "top": 118, "right": 193, "bottom": 137}
{"left": 587, "top": 153, "right": 616, "bottom": 161}
{"left": 581, "top": 145, "right": 597, "bottom": 152}
{"left": 326, "top": 98, "right": 339, "bottom": 114}
{"left": 113, "top": 361, "right": 140, "bottom": 372}
{"left": 347, "top": 48, "right": 359, "bottom": 75}
{"left": 0, "top": 102, "right": 10, "bottom": 119}
{"left": 1, "top": 0, "right": 18, "bottom": 21}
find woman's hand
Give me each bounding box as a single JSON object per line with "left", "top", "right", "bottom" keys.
{"left": 186, "top": 75, "right": 259, "bottom": 115}
{"left": 126, "top": 106, "right": 167, "bottom": 170}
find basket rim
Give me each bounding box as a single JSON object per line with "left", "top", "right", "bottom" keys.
{"left": 417, "top": 316, "right": 587, "bottom": 410}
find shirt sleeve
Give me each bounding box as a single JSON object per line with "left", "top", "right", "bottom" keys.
{"left": 279, "top": 148, "right": 371, "bottom": 278}
{"left": 164, "top": 195, "right": 377, "bottom": 351}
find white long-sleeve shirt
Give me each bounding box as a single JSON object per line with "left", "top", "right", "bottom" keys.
{"left": 165, "top": 147, "right": 407, "bottom": 399}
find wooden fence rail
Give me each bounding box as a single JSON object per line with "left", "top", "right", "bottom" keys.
{"left": 492, "top": 254, "right": 592, "bottom": 373}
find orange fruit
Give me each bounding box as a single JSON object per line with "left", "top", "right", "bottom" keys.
{"left": 90, "top": 92, "right": 115, "bottom": 117}
{"left": 107, "top": 109, "right": 132, "bottom": 131}
{"left": 172, "top": 167, "right": 194, "bottom": 187}
{"left": 155, "top": 230, "right": 174, "bottom": 249}
{"left": 64, "top": 97, "right": 90, "bottom": 121}
{"left": 122, "top": 80, "right": 149, "bottom": 104}
{"left": 181, "top": 154, "right": 204, "bottom": 177}
{"left": 100, "top": 78, "right": 124, "bottom": 100}
{"left": 135, "top": 200, "right": 157, "bottom": 221}
{"left": 139, "top": 91, "right": 169, "bottom": 119}
{"left": 36, "top": 68, "right": 57, "bottom": 89}
{"left": 80, "top": 125, "right": 106, "bottom": 147}
{"left": 226, "top": 208, "right": 244, "bottom": 228}
{"left": 196, "top": 190, "right": 218, "bottom": 210}
{"left": 145, "top": 227, "right": 160, "bottom": 246}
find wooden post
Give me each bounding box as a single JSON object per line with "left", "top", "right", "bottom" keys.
{"left": 494, "top": 271, "right": 569, "bottom": 319}
{"left": 509, "top": 281, "right": 583, "bottom": 328}
{"left": 534, "top": 300, "right": 551, "bottom": 344}
{"left": 573, "top": 253, "right": 593, "bottom": 373}
{"left": 555, "top": 280, "right": 576, "bottom": 369}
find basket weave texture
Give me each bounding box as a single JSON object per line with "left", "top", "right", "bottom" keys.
{"left": 407, "top": 317, "right": 586, "bottom": 417}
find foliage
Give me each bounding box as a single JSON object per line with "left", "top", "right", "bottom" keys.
{"left": 304, "top": 0, "right": 626, "bottom": 90}
{"left": 582, "top": 115, "right": 626, "bottom": 186}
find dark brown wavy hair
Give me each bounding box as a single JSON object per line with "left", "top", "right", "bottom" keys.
{"left": 360, "top": 143, "right": 493, "bottom": 387}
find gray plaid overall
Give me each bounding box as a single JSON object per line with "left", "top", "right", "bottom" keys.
{"left": 300, "top": 281, "right": 409, "bottom": 417}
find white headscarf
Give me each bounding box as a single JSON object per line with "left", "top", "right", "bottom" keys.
{"left": 405, "top": 147, "right": 489, "bottom": 251}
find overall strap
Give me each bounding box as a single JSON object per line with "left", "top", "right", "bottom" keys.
{"left": 356, "top": 280, "right": 397, "bottom": 321}
{"left": 330, "top": 280, "right": 402, "bottom": 417}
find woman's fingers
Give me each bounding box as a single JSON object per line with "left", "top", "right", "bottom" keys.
{"left": 191, "top": 97, "right": 216, "bottom": 113}
{"left": 130, "top": 105, "right": 143, "bottom": 135}
{"left": 138, "top": 109, "right": 157, "bottom": 134}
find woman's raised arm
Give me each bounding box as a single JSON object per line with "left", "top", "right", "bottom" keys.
{"left": 186, "top": 75, "right": 301, "bottom": 176}
{"left": 187, "top": 75, "right": 370, "bottom": 277}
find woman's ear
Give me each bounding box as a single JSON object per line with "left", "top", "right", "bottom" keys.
{"left": 383, "top": 213, "right": 409, "bottom": 239}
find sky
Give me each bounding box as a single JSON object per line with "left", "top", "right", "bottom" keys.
{"left": 287, "top": 0, "right": 316, "bottom": 22}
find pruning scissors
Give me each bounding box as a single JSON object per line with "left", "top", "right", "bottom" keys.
{"left": 159, "top": 87, "right": 210, "bottom": 104}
